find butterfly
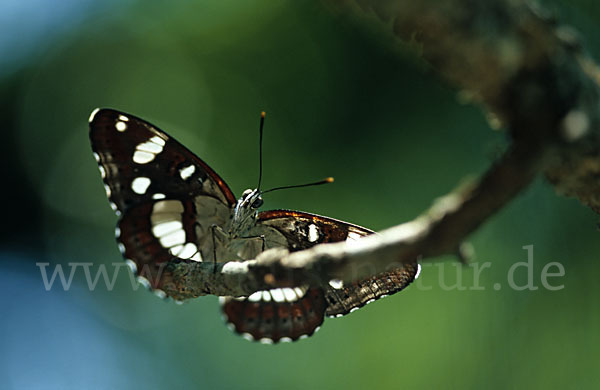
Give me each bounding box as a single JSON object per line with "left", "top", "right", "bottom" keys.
{"left": 89, "top": 108, "right": 420, "bottom": 343}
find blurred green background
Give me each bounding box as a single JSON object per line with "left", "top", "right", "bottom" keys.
{"left": 1, "top": 0, "right": 599, "bottom": 389}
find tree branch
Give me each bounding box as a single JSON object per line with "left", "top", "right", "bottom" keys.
{"left": 163, "top": 0, "right": 600, "bottom": 299}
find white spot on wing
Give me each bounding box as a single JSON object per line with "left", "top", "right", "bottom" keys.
{"left": 104, "top": 184, "right": 111, "bottom": 197}
{"left": 222, "top": 261, "right": 248, "bottom": 274}
{"left": 248, "top": 291, "right": 262, "bottom": 302}
{"left": 179, "top": 164, "right": 195, "bottom": 180}
{"left": 118, "top": 115, "right": 129, "bottom": 122}
{"left": 294, "top": 287, "right": 306, "bottom": 298}
{"left": 152, "top": 193, "right": 166, "bottom": 200}
{"left": 89, "top": 108, "right": 100, "bottom": 123}
{"left": 328, "top": 279, "right": 344, "bottom": 289}
{"left": 98, "top": 165, "right": 106, "bottom": 178}
{"left": 115, "top": 227, "right": 121, "bottom": 238}
{"left": 133, "top": 150, "right": 155, "bottom": 164}
{"left": 169, "top": 244, "right": 184, "bottom": 256}
{"left": 190, "top": 252, "right": 202, "bottom": 262}
{"left": 136, "top": 141, "right": 163, "bottom": 154}
{"left": 150, "top": 136, "right": 166, "bottom": 146}
{"left": 176, "top": 242, "right": 198, "bottom": 259}
{"left": 261, "top": 291, "right": 272, "bottom": 301}
{"left": 131, "top": 177, "right": 151, "bottom": 194}
{"left": 159, "top": 229, "right": 185, "bottom": 247}
{"left": 282, "top": 288, "right": 297, "bottom": 302}
{"left": 125, "top": 259, "right": 137, "bottom": 273}
{"left": 117, "top": 243, "right": 125, "bottom": 254}
{"left": 270, "top": 288, "right": 285, "bottom": 303}
{"left": 415, "top": 263, "right": 422, "bottom": 279}
{"left": 152, "top": 220, "right": 183, "bottom": 237}
{"left": 136, "top": 275, "right": 151, "bottom": 290}
{"left": 153, "top": 214, "right": 182, "bottom": 228}
{"left": 93, "top": 152, "right": 100, "bottom": 162}
{"left": 115, "top": 121, "right": 127, "bottom": 132}
{"left": 152, "top": 200, "right": 184, "bottom": 215}
{"left": 133, "top": 136, "right": 166, "bottom": 164}
{"left": 259, "top": 338, "right": 274, "bottom": 345}
{"left": 150, "top": 200, "right": 185, "bottom": 249}
{"left": 308, "top": 224, "right": 319, "bottom": 242}
{"left": 280, "top": 337, "right": 292, "bottom": 343}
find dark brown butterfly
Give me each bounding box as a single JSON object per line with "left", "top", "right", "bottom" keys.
{"left": 89, "top": 108, "right": 420, "bottom": 343}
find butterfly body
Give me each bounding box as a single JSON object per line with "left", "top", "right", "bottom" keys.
{"left": 89, "top": 108, "right": 419, "bottom": 343}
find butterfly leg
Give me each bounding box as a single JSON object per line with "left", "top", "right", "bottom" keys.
{"left": 211, "top": 224, "right": 219, "bottom": 274}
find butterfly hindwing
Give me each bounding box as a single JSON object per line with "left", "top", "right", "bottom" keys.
{"left": 89, "top": 108, "right": 236, "bottom": 296}
{"left": 220, "top": 209, "right": 419, "bottom": 342}
{"left": 220, "top": 287, "right": 327, "bottom": 343}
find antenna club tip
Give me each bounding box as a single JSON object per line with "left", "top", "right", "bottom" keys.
{"left": 325, "top": 177, "right": 334, "bottom": 183}
{"left": 261, "top": 111, "right": 266, "bottom": 118}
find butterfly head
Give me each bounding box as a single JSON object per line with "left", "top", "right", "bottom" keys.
{"left": 240, "top": 188, "right": 264, "bottom": 209}
{"left": 232, "top": 188, "right": 264, "bottom": 234}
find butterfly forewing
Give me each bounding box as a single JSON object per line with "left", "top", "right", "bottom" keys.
{"left": 89, "top": 108, "right": 236, "bottom": 212}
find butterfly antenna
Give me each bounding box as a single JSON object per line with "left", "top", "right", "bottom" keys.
{"left": 262, "top": 177, "right": 334, "bottom": 194}
{"left": 257, "top": 111, "right": 266, "bottom": 191}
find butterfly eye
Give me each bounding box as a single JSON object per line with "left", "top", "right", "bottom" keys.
{"left": 251, "top": 198, "right": 264, "bottom": 208}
